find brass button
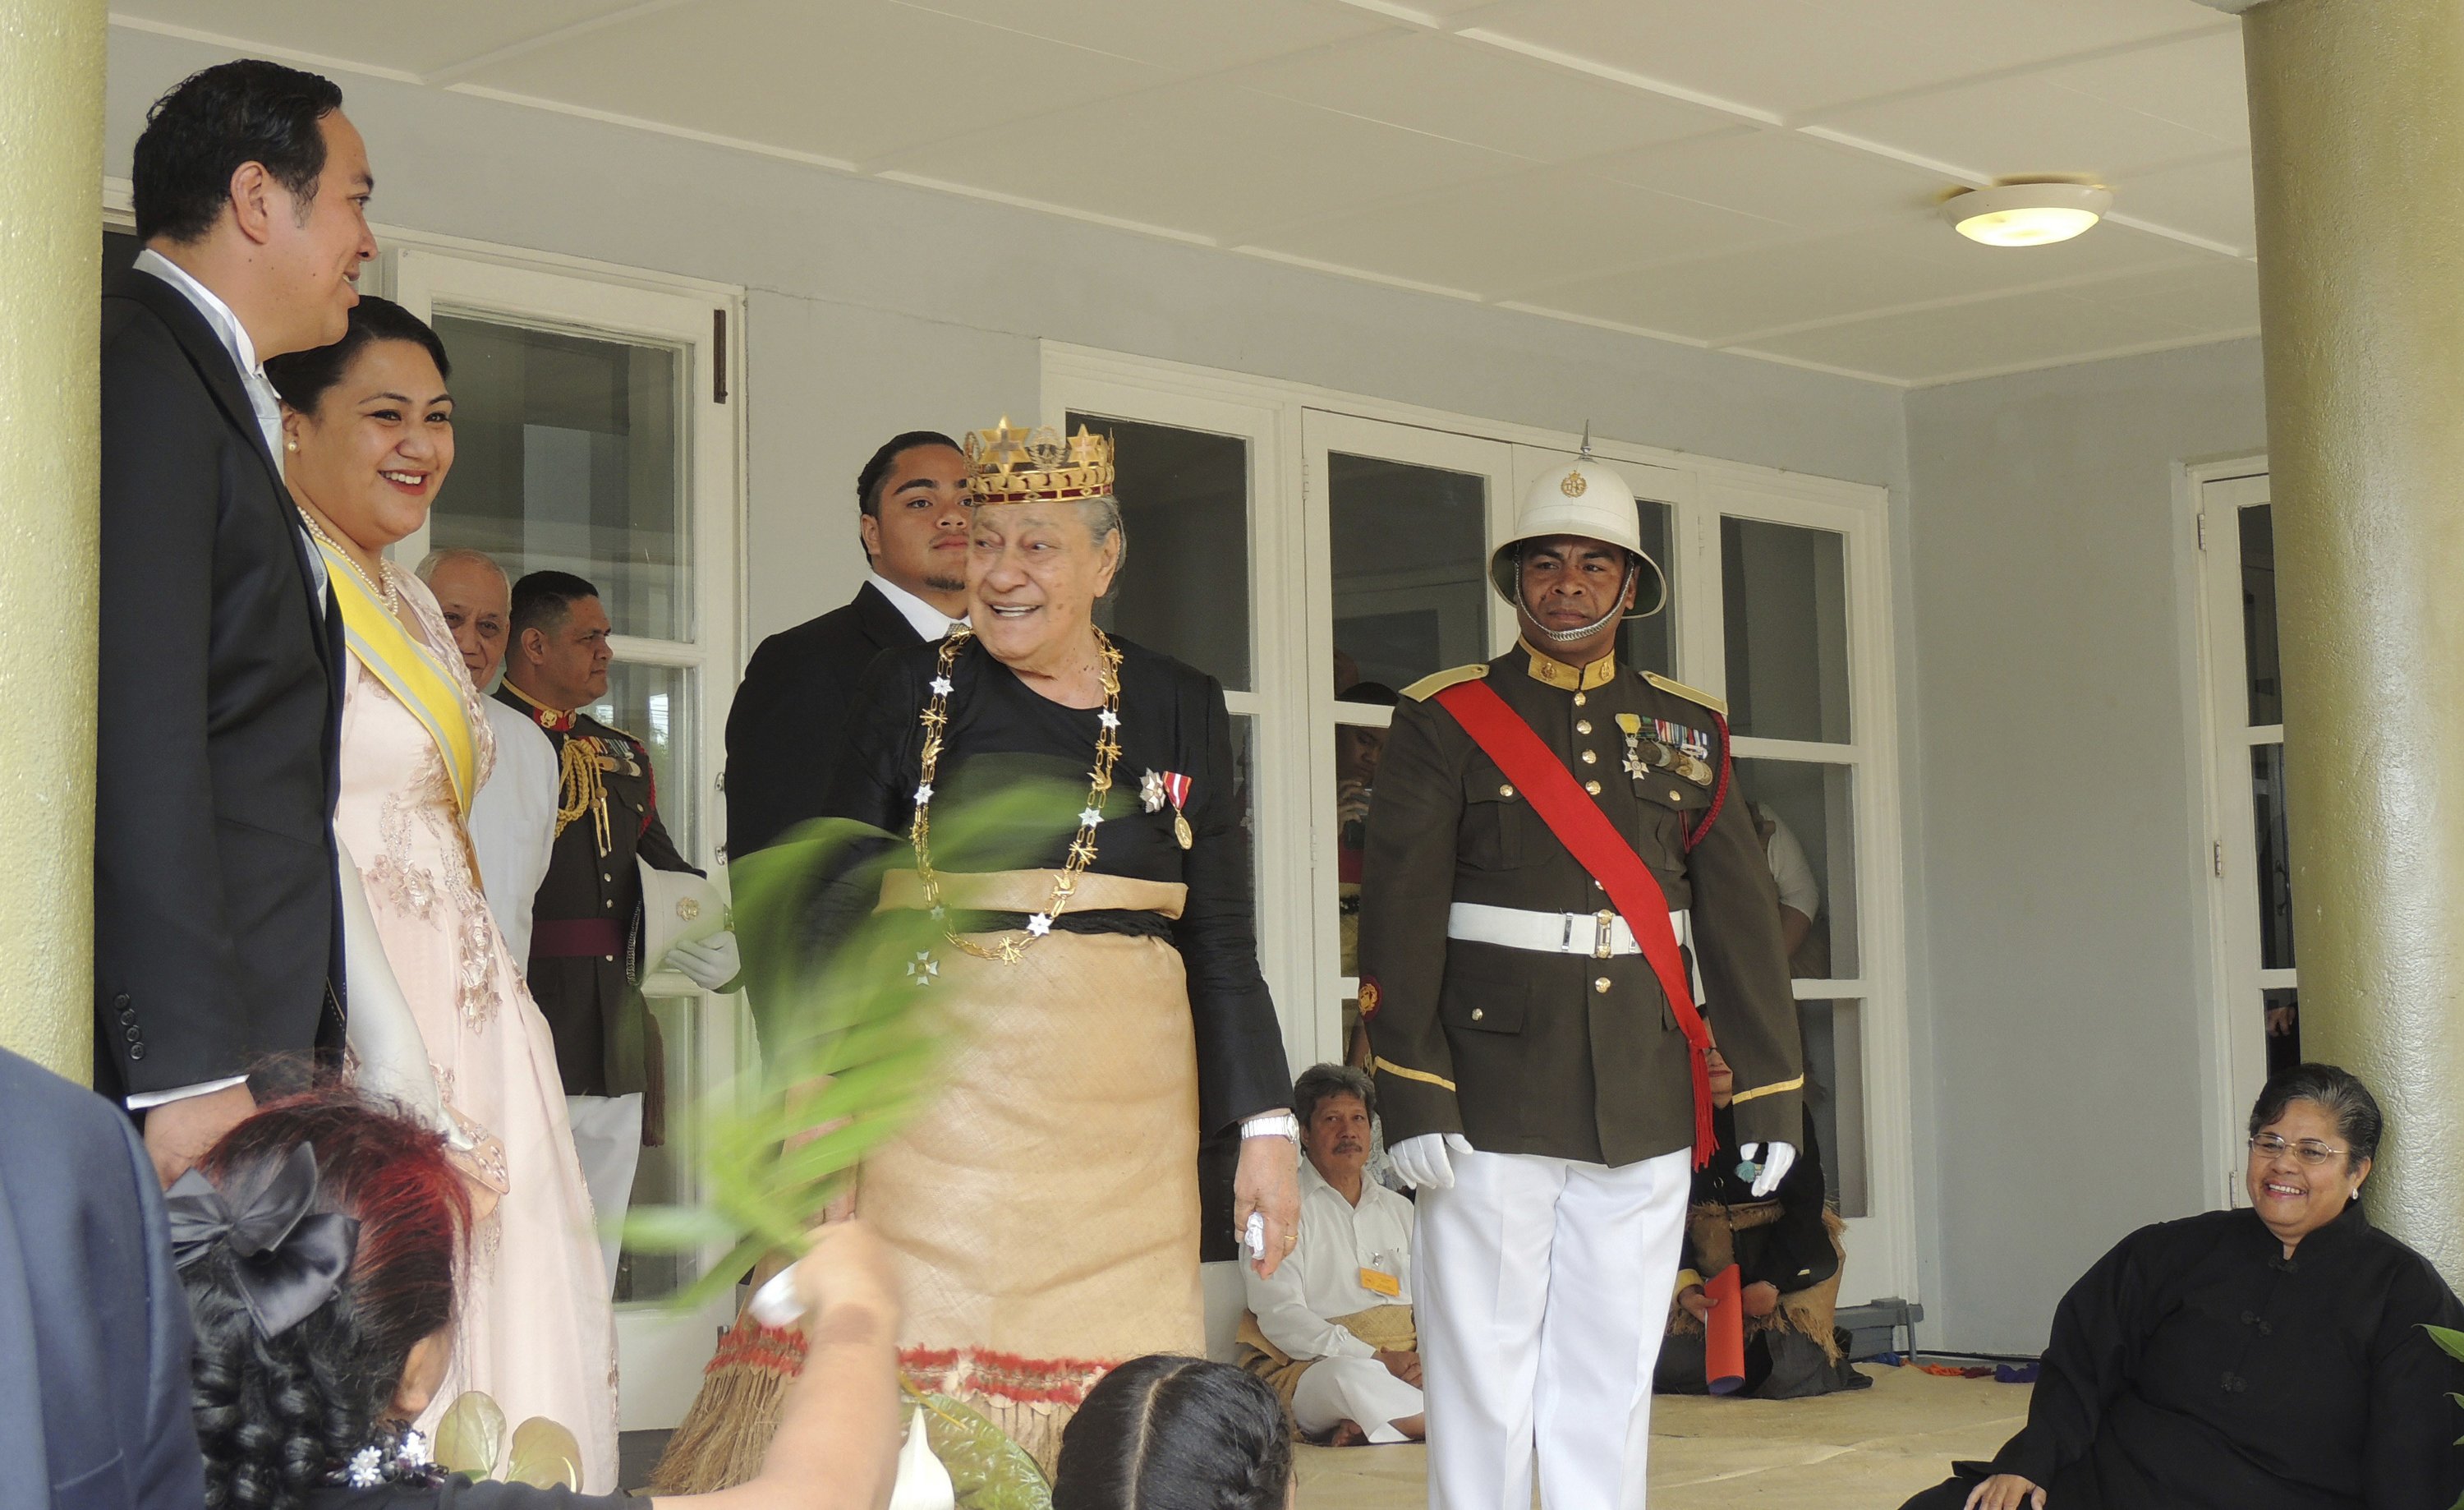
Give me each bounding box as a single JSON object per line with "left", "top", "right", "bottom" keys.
{"left": 1574, "top": 693, "right": 1587, "bottom": 707}
{"left": 1576, "top": 720, "right": 1593, "bottom": 735}
{"left": 1584, "top": 780, "right": 1602, "bottom": 794}
{"left": 1470, "top": 1008, "right": 1485, "bottom": 1021}
{"left": 1498, "top": 784, "right": 1515, "bottom": 798}
{"left": 1593, "top": 977, "right": 1611, "bottom": 994}
{"left": 1580, "top": 750, "right": 1597, "bottom": 765}
{"left": 1671, "top": 789, "right": 1684, "bottom": 803}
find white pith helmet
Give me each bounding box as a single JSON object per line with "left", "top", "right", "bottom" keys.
{"left": 1487, "top": 427, "right": 1669, "bottom": 619}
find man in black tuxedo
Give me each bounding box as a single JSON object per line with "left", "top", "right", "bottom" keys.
{"left": 0, "top": 1047, "right": 205, "bottom": 1508}
{"left": 98, "top": 60, "right": 377, "bottom": 1181}
{"left": 723, "top": 430, "right": 972, "bottom": 859}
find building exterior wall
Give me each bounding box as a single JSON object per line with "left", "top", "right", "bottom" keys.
{"left": 1902, "top": 336, "right": 2266, "bottom": 1352}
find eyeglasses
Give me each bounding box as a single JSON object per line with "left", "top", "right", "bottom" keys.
{"left": 2248, "top": 1133, "right": 2349, "bottom": 1167}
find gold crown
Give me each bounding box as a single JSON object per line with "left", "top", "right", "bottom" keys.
{"left": 963, "top": 417, "right": 1115, "bottom": 504}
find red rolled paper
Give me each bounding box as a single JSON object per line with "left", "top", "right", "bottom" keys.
{"left": 1705, "top": 1264, "right": 1746, "bottom": 1395}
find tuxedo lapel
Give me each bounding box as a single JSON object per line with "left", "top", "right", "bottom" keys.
{"left": 109, "top": 268, "right": 334, "bottom": 673}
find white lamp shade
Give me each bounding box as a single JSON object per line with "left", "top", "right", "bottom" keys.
{"left": 1940, "top": 182, "right": 2114, "bottom": 246}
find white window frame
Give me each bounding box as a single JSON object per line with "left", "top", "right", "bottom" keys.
{"left": 1041, "top": 343, "right": 1915, "bottom": 1303}
{"left": 2185, "top": 457, "right": 2278, "bottom": 1210}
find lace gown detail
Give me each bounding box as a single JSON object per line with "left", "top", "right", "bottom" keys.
{"left": 333, "top": 568, "right": 619, "bottom": 1491}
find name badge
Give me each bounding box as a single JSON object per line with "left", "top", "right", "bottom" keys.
{"left": 1358, "top": 1267, "right": 1402, "bottom": 1298}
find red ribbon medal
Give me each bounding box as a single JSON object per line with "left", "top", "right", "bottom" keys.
{"left": 1161, "top": 771, "right": 1193, "bottom": 849}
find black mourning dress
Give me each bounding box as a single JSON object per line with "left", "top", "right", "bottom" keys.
{"left": 1902, "top": 1204, "right": 2464, "bottom": 1510}
{"left": 816, "top": 631, "right": 1293, "bottom": 1458}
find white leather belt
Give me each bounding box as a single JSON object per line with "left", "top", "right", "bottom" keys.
{"left": 1446, "top": 901, "right": 1691, "bottom": 960}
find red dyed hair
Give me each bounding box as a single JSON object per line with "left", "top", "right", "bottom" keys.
{"left": 201, "top": 1086, "right": 473, "bottom": 1389}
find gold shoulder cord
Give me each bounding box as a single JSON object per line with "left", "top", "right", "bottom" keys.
{"left": 910, "top": 628, "right": 1124, "bottom": 964}
{"left": 554, "top": 737, "right": 611, "bottom": 855}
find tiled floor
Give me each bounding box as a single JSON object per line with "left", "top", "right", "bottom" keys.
{"left": 1294, "top": 1365, "right": 2029, "bottom": 1510}
{"left": 623, "top": 1362, "right": 2028, "bottom": 1506}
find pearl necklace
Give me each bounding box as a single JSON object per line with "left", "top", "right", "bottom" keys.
{"left": 296, "top": 506, "right": 400, "bottom": 615}
{"left": 910, "top": 627, "right": 1124, "bottom": 964}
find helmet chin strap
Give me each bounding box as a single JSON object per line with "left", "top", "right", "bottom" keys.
{"left": 1524, "top": 554, "right": 1636, "bottom": 644}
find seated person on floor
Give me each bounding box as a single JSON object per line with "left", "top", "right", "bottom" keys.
{"left": 1657, "top": 1043, "right": 1865, "bottom": 1400}
{"left": 1235, "top": 1064, "right": 1424, "bottom": 1444}
{"left": 1900, "top": 1063, "right": 2464, "bottom": 1510}
{"left": 1054, "top": 1356, "right": 1293, "bottom": 1510}
{"left": 172, "top": 1085, "right": 903, "bottom": 1510}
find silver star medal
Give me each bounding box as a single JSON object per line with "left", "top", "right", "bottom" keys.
{"left": 905, "top": 951, "right": 940, "bottom": 987}
{"left": 1141, "top": 769, "right": 1168, "bottom": 813}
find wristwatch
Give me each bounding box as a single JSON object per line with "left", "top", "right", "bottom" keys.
{"left": 1240, "top": 1112, "right": 1299, "bottom": 1142}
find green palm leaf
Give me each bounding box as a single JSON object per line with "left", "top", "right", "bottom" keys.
{"left": 623, "top": 781, "right": 1078, "bottom": 1309}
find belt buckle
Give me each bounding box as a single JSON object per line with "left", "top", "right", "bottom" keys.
{"left": 1593, "top": 909, "right": 1618, "bottom": 960}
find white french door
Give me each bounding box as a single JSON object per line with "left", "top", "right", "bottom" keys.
{"left": 388, "top": 246, "right": 746, "bottom": 1429}
{"left": 2194, "top": 465, "right": 2289, "bottom": 1208}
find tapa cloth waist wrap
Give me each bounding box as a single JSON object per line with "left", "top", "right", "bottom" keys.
{"left": 861, "top": 868, "right": 1201, "bottom": 1474}
{"left": 1234, "top": 1305, "right": 1418, "bottom": 1408}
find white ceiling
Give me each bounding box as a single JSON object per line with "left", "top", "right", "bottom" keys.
{"left": 113, "top": 0, "right": 2262, "bottom": 385}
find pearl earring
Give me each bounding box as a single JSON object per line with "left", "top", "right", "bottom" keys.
{"left": 286, "top": 440, "right": 299, "bottom": 452}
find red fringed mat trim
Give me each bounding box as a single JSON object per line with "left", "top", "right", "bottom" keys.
{"left": 705, "top": 1321, "right": 807, "bottom": 1379}
{"left": 901, "top": 1346, "right": 1121, "bottom": 1406}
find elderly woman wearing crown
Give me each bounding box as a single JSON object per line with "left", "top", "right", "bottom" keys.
{"left": 673, "top": 421, "right": 1299, "bottom": 1479}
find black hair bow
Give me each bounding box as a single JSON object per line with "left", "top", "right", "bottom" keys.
{"left": 167, "top": 1142, "right": 361, "bottom": 1337}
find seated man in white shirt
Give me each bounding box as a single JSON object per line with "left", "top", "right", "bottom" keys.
{"left": 1237, "top": 1064, "right": 1425, "bottom": 1445}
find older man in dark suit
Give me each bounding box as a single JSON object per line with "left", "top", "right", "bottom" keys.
{"left": 98, "top": 59, "right": 376, "bottom": 1181}
{"left": 0, "top": 1047, "right": 205, "bottom": 1508}
{"left": 722, "top": 430, "right": 972, "bottom": 860}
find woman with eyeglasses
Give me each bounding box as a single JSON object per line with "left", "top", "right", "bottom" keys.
{"left": 1900, "top": 1062, "right": 2464, "bottom": 1510}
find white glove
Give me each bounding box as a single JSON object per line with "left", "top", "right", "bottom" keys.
{"left": 1389, "top": 1133, "right": 1472, "bottom": 1191}
{"left": 333, "top": 841, "right": 462, "bottom": 1147}
{"left": 666, "top": 931, "right": 741, "bottom": 991}
{"left": 1740, "top": 1140, "right": 1796, "bottom": 1199}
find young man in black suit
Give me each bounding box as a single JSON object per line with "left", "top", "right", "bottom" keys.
{"left": 98, "top": 60, "right": 377, "bottom": 1181}
{"left": 722, "top": 430, "right": 972, "bottom": 859}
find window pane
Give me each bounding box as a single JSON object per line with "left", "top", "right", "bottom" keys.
{"left": 1331, "top": 454, "right": 1487, "bottom": 696}
{"left": 2240, "top": 504, "right": 2282, "bottom": 727}
{"left": 1733, "top": 757, "right": 1858, "bottom": 980}
{"left": 429, "top": 314, "right": 688, "bottom": 642}
{"left": 1721, "top": 517, "right": 1850, "bottom": 743}
{"left": 1073, "top": 413, "right": 1251, "bottom": 691}
{"left": 2252, "top": 742, "right": 2294, "bottom": 972}
{"left": 1800, "top": 999, "right": 1866, "bottom": 1218}
{"left": 586, "top": 662, "right": 698, "bottom": 859}
{"left": 2264, "top": 986, "right": 2301, "bottom": 1079}
{"left": 1332, "top": 714, "right": 1391, "bottom": 979}
{"left": 1616, "top": 499, "right": 1677, "bottom": 677}
{"left": 616, "top": 992, "right": 706, "bottom": 1303}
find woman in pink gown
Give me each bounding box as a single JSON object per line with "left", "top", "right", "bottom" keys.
{"left": 268, "top": 297, "right": 618, "bottom": 1489}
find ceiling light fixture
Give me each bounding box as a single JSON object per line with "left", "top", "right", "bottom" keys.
{"left": 1938, "top": 181, "right": 2114, "bottom": 247}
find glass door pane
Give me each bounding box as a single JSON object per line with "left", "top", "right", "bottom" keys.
{"left": 1734, "top": 757, "right": 1859, "bottom": 981}
{"left": 1329, "top": 453, "right": 1489, "bottom": 693}
{"left": 1721, "top": 516, "right": 1850, "bottom": 743}
{"left": 428, "top": 315, "right": 690, "bottom": 642}
{"left": 2237, "top": 501, "right": 2296, "bottom": 1063}
{"left": 1071, "top": 412, "right": 1252, "bottom": 691}
{"left": 1617, "top": 499, "right": 1678, "bottom": 676}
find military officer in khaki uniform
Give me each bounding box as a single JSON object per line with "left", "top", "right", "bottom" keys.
{"left": 1359, "top": 452, "right": 1804, "bottom": 1510}
{"left": 500, "top": 569, "right": 738, "bottom": 1287}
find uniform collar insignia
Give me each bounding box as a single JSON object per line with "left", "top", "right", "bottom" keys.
{"left": 1519, "top": 642, "right": 1618, "bottom": 692}
{"left": 501, "top": 679, "right": 577, "bottom": 732}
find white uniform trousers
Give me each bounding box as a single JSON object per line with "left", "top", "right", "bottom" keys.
{"left": 565, "top": 1092, "right": 644, "bottom": 1293}
{"left": 1292, "top": 1356, "right": 1427, "bottom": 1444}
{"left": 1415, "top": 1145, "right": 1692, "bottom": 1510}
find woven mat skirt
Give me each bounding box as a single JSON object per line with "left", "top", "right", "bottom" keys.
{"left": 863, "top": 869, "right": 1206, "bottom": 1469}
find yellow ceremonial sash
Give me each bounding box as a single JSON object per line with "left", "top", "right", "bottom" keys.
{"left": 319, "top": 539, "right": 478, "bottom": 814}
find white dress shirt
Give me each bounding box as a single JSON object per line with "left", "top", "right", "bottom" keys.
{"left": 1243, "top": 1158, "right": 1418, "bottom": 1361}
{"left": 122, "top": 250, "right": 327, "bottom": 1111}
{"left": 1761, "top": 808, "right": 1822, "bottom": 922}
{"left": 867, "top": 571, "right": 966, "bottom": 641}
{"left": 471, "top": 697, "right": 561, "bottom": 963}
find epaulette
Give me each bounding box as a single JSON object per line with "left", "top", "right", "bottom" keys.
{"left": 1643, "top": 670, "right": 1728, "bottom": 718}
{"left": 1400, "top": 663, "right": 1488, "bottom": 702}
